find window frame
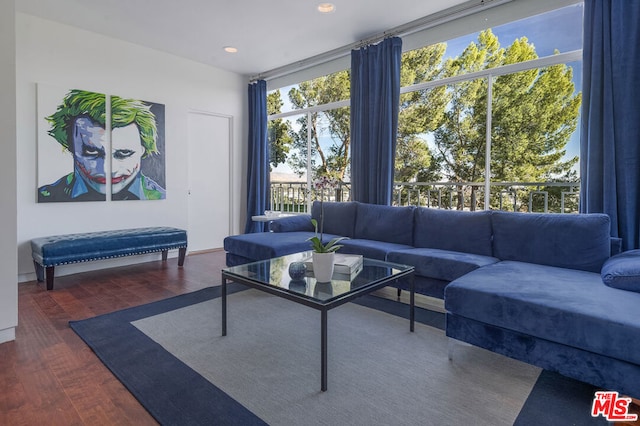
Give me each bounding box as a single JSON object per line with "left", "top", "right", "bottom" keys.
{"left": 399, "top": 49, "right": 582, "bottom": 209}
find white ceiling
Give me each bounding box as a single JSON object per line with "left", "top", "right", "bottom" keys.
{"left": 15, "top": 0, "right": 468, "bottom": 77}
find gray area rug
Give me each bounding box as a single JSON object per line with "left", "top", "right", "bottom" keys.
{"left": 133, "top": 289, "right": 541, "bottom": 425}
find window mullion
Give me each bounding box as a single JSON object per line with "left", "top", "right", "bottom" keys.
{"left": 306, "top": 111, "right": 312, "bottom": 212}
{"left": 485, "top": 75, "right": 493, "bottom": 211}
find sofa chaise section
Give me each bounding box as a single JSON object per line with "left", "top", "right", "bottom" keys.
{"left": 446, "top": 261, "right": 640, "bottom": 364}
{"left": 445, "top": 211, "right": 640, "bottom": 398}
{"left": 445, "top": 261, "right": 640, "bottom": 398}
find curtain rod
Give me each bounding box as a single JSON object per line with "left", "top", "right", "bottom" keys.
{"left": 249, "top": 0, "right": 513, "bottom": 83}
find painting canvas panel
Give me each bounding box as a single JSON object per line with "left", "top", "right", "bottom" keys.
{"left": 111, "top": 97, "right": 166, "bottom": 201}
{"left": 37, "top": 85, "right": 107, "bottom": 202}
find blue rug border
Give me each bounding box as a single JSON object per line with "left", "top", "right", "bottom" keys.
{"left": 70, "top": 284, "right": 605, "bottom": 425}
{"left": 70, "top": 283, "right": 266, "bottom": 426}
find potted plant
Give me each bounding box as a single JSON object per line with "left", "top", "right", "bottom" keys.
{"left": 308, "top": 218, "right": 346, "bottom": 282}
{"left": 307, "top": 176, "right": 346, "bottom": 282}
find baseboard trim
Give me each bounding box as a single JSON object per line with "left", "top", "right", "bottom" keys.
{"left": 188, "top": 248, "right": 225, "bottom": 255}
{"left": 0, "top": 326, "right": 16, "bottom": 344}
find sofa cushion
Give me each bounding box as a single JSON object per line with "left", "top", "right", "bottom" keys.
{"left": 270, "top": 214, "right": 313, "bottom": 232}
{"left": 339, "top": 239, "right": 413, "bottom": 261}
{"left": 311, "top": 201, "right": 357, "bottom": 237}
{"left": 445, "top": 261, "right": 640, "bottom": 366}
{"left": 491, "top": 211, "right": 611, "bottom": 272}
{"left": 601, "top": 249, "right": 640, "bottom": 292}
{"left": 224, "top": 232, "right": 335, "bottom": 261}
{"left": 354, "top": 204, "right": 415, "bottom": 245}
{"left": 414, "top": 208, "right": 493, "bottom": 256}
{"left": 387, "top": 248, "right": 499, "bottom": 282}
{"left": 270, "top": 214, "right": 313, "bottom": 233}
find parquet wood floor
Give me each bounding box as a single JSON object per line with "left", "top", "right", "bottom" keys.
{"left": 0, "top": 250, "right": 225, "bottom": 426}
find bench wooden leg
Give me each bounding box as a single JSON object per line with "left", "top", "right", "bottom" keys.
{"left": 161, "top": 250, "right": 168, "bottom": 261}
{"left": 33, "top": 261, "right": 44, "bottom": 282}
{"left": 178, "top": 248, "right": 186, "bottom": 267}
{"left": 45, "top": 266, "right": 55, "bottom": 291}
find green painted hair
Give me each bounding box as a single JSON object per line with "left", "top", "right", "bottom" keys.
{"left": 46, "top": 90, "right": 158, "bottom": 158}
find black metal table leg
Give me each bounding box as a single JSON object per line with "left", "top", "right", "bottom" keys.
{"left": 410, "top": 273, "right": 415, "bottom": 332}
{"left": 222, "top": 276, "right": 227, "bottom": 336}
{"left": 321, "top": 308, "right": 327, "bottom": 391}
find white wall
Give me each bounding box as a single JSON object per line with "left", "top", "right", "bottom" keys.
{"left": 0, "top": 0, "right": 18, "bottom": 344}
{"left": 15, "top": 13, "right": 246, "bottom": 282}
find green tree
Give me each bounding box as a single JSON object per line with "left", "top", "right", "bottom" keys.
{"left": 267, "top": 91, "right": 292, "bottom": 171}
{"left": 431, "top": 29, "right": 580, "bottom": 209}
{"left": 396, "top": 44, "right": 449, "bottom": 183}
{"left": 288, "top": 70, "right": 351, "bottom": 180}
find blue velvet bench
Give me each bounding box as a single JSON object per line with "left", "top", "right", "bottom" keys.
{"left": 31, "top": 227, "right": 188, "bottom": 290}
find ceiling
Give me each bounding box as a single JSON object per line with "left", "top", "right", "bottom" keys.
{"left": 15, "top": 0, "right": 468, "bottom": 77}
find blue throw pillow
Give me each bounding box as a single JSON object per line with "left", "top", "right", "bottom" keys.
{"left": 601, "top": 249, "right": 640, "bottom": 292}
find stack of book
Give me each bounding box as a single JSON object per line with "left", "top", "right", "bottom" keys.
{"left": 305, "top": 253, "right": 363, "bottom": 281}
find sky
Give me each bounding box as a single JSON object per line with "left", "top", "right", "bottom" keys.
{"left": 446, "top": 3, "right": 583, "bottom": 58}
{"left": 272, "top": 3, "right": 585, "bottom": 180}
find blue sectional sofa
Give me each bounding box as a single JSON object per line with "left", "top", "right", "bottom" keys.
{"left": 224, "top": 201, "right": 640, "bottom": 398}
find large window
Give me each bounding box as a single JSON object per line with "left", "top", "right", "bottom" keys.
{"left": 395, "top": 4, "right": 583, "bottom": 212}
{"left": 268, "top": 71, "right": 351, "bottom": 212}
{"left": 268, "top": 3, "right": 584, "bottom": 213}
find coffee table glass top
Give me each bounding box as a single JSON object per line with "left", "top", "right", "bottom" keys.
{"left": 222, "top": 251, "right": 412, "bottom": 303}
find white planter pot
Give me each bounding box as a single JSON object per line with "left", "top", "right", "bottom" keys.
{"left": 312, "top": 252, "right": 335, "bottom": 283}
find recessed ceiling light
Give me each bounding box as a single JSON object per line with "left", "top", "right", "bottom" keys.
{"left": 317, "top": 3, "right": 335, "bottom": 13}
{"left": 224, "top": 46, "right": 238, "bottom": 53}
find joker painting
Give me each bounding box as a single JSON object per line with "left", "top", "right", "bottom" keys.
{"left": 37, "top": 87, "right": 108, "bottom": 202}
{"left": 110, "top": 96, "right": 166, "bottom": 201}
{"left": 37, "top": 86, "right": 166, "bottom": 202}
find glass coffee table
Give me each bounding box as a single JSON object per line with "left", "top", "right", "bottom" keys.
{"left": 221, "top": 251, "right": 415, "bottom": 391}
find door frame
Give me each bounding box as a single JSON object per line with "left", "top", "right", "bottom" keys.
{"left": 187, "top": 109, "right": 234, "bottom": 252}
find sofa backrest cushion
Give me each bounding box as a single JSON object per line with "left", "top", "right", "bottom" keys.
{"left": 354, "top": 203, "right": 415, "bottom": 245}
{"left": 491, "top": 211, "right": 611, "bottom": 272}
{"left": 414, "top": 208, "right": 493, "bottom": 256}
{"left": 311, "top": 201, "right": 357, "bottom": 238}
{"left": 270, "top": 214, "right": 314, "bottom": 233}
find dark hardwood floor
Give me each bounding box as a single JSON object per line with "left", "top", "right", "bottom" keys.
{"left": 3, "top": 250, "right": 640, "bottom": 425}
{"left": 0, "top": 250, "right": 226, "bottom": 426}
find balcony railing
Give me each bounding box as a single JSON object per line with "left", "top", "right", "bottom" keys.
{"left": 269, "top": 181, "right": 351, "bottom": 214}
{"left": 268, "top": 181, "right": 580, "bottom": 214}
{"left": 394, "top": 182, "right": 580, "bottom": 213}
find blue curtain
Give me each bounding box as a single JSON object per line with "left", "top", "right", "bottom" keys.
{"left": 580, "top": 1, "right": 640, "bottom": 250}
{"left": 244, "top": 80, "right": 269, "bottom": 233}
{"left": 350, "top": 37, "right": 402, "bottom": 205}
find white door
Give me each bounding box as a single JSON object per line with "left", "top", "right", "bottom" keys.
{"left": 187, "top": 111, "right": 232, "bottom": 252}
